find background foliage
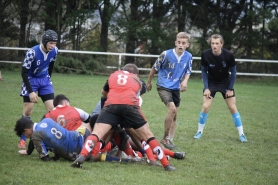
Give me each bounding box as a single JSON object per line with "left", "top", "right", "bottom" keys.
{"left": 0, "top": 0, "right": 277, "bottom": 73}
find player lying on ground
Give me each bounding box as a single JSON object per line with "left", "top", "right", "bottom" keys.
{"left": 14, "top": 117, "right": 143, "bottom": 163}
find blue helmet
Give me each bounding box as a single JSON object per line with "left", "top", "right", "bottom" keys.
{"left": 42, "top": 30, "right": 58, "bottom": 46}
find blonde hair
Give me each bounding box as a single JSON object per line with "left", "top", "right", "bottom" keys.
{"left": 207, "top": 34, "right": 224, "bottom": 45}
{"left": 176, "top": 32, "right": 191, "bottom": 43}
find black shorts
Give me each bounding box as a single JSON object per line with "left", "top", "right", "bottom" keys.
{"left": 157, "top": 85, "right": 180, "bottom": 107}
{"left": 23, "top": 93, "right": 54, "bottom": 103}
{"left": 96, "top": 104, "right": 147, "bottom": 129}
{"left": 206, "top": 81, "right": 235, "bottom": 99}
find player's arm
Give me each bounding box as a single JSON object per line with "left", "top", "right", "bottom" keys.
{"left": 147, "top": 52, "right": 165, "bottom": 91}
{"left": 48, "top": 47, "right": 58, "bottom": 77}
{"left": 32, "top": 134, "right": 52, "bottom": 161}
{"left": 48, "top": 61, "right": 55, "bottom": 77}
{"left": 75, "top": 108, "right": 91, "bottom": 123}
{"left": 21, "top": 67, "right": 33, "bottom": 94}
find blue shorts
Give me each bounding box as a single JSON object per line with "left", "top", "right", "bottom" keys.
{"left": 20, "top": 76, "right": 54, "bottom": 97}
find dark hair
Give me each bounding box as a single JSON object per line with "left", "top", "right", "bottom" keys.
{"left": 123, "top": 63, "right": 139, "bottom": 74}
{"left": 42, "top": 29, "right": 58, "bottom": 47}
{"left": 14, "top": 118, "right": 34, "bottom": 137}
{"left": 53, "top": 94, "right": 70, "bottom": 107}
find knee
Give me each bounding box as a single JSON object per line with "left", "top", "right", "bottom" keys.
{"left": 202, "top": 104, "right": 210, "bottom": 112}
{"left": 168, "top": 107, "right": 177, "bottom": 115}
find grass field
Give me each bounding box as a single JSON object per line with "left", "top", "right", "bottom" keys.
{"left": 0, "top": 71, "right": 277, "bottom": 185}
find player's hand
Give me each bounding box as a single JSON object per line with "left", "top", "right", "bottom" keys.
{"left": 180, "top": 82, "right": 187, "bottom": 92}
{"left": 225, "top": 90, "right": 234, "bottom": 98}
{"left": 29, "top": 92, "right": 39, "bottom": 103}
{"left": 18, "top": 150, "right": 28, "bottom": 155}
{"left": 146, "top": 82, "right": 152, "bottom": 92}
{"left": 203, "top": 89, "right": 212, "bottom": 99}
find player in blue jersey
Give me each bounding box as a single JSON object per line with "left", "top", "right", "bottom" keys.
{"left": 15, "top": 117, "right": 144, "bottom": 163}
{"left": 146, "top": 32, "right": 193, "bottom": 150}
{"left": 193, "top": 34, "right": 247, "bottom": 142}
{"left": 18, "top": 30, "right": 58, "bottom": 149}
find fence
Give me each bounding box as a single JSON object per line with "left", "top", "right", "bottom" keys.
{"left": 0, "top": 46, "right": 278, "bottom": 77}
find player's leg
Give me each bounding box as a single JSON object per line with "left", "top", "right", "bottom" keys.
{"left": 19, "top": 100, "right": 34, "bottom": 149}
{"left": 162, "top": 102, "right": 177, "bottom": 149}
{"left": 135, "top": 124, "right": 176, "bottom": 171}
{"left": 125, "top": 128, "right": 159, "bottom": 165}
{"left": 41, "top": 94, "right": 54, "bottom": 112}
{"left": 193, "top": 96, "right": 213, "bottom": 139}
{"left": 39, "top": 77, "right": 54, "bottom": 112}
{"left": 157, "top": 87, "right": 177, "bottom": 149}
{"left": 162, "top": 148, "right": 186, "bottom": 160}
{"left": 168, "top": 90, "right": 181, "bottom": 146}
{"left": 20, "top": 79, "right": 36, "bottom": 149}
{"left": 225, "top": 95, "right": 247, "bottom": 142}
{"left": 71, "top": 108, "right": 117, "bottom": 168}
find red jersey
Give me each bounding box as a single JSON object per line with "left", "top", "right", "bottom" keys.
{"left": 45, "top": 105, "right": 89, "bottom": 131}
{"left": 104, "top": 70, "right": 141, "bottom": 106}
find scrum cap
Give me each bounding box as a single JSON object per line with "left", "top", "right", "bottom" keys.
{"left": 42, "top": 30, "right": 58, "bottom": 46}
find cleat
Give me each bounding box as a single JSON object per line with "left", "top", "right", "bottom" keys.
{"left": 161, "top": 138, "right": 176, "bottom": 150}
{"left": 71, "top": 155, "right": 85, "bottom": 168}
{"left": 127, "top": 156, "right": 145, "bottom": 164}
{"left": 18, "top": 139, "right": 26, "bottom": 149}
{"left": 148, "top": 159, "right": 162, "bottom": 166}
{"left": 164, "top": 164, "right": 176, "bottom": 171}
{"left": 239, "top": 134, "right": 248, "bottom": 143}
{"left": 193, "top": 131, "right": 202, "bottom": 139}
{"left": 173, "top": 152, "right": 186, "bottom": 160}
{"left": 120, "top": 155, "right": 144, "bottom": 163}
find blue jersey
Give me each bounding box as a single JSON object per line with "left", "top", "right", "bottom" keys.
{"left": 22, "top": 45, "right": 58, "bottom": 78}
{"left": 154, "top": 49, "right": 192, "bottom": 90}
{"left": 31, "top": 118, "right": 84, "bottom": 161}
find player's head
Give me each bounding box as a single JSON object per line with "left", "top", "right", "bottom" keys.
{"left": 175, "top": 32, "right": 190, "bottom": 54}
{"left": 53, "top": 94, "right": 70, "bottom": 107}
{"left": 207, "top": 34, "right": 224, "bottom": 45}
{"left": 42, "top": 29, "right": 58, "bottom": 50}
{"left": 123, "top": 63, "right": 139, "bottom": 74}
{"left": 14, "top": 117, "right": 34, "bottom": 137}
{"left": 176, "top": 32, "right": 191, "bottom": 43}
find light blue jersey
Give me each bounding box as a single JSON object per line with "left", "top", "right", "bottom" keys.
{"left": 22, "top": 45, "right": 58, "bottom": 78}
{"left": 31, "top": 118, "right": 83, "bottom": 161}
{"left": 154, "top": 49, "right": 192, "bottom": 90}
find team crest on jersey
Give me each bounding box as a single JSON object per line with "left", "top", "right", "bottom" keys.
{"left": 34, "top": 68, "right": 40, "bottom": 74}
{"left": 40, "top": 122, "right": 48, "bottom": 128}
{"left": 222, "top": 61, "right": 226, "bottom": 67}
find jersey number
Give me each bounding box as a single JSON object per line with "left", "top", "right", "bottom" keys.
{"left": 51, "top": 128, "right": 62, "bottom": 139}
{"left": 117, "top": 74, "right": 128, "bottom": 85}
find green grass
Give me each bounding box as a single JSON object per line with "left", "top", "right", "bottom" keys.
{"left": 0, "top": 71, "right": 278, "bottom": 185}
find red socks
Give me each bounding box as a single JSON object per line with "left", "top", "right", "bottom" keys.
{"left": 114, "top": 134, "right": 134, "bottom": 156}
{"left": 141, "top": 140, "right": 156, "bottom": 161}
{"left": 80, "top": 135, "right": 99, "bottom": 157}
{"left": 147, "top": 138, "right": 169, "bottom": 167}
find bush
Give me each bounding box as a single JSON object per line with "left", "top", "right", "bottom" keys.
{"left": 54, "top": 55, "right": 104, "bottom": 74}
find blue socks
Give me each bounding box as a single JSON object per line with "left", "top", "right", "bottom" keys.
{"left": 232, "top": 112, "right": 242, "bottom": 127}
{"left": 199, "top": 112, "right": 208, "bottom": 124}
